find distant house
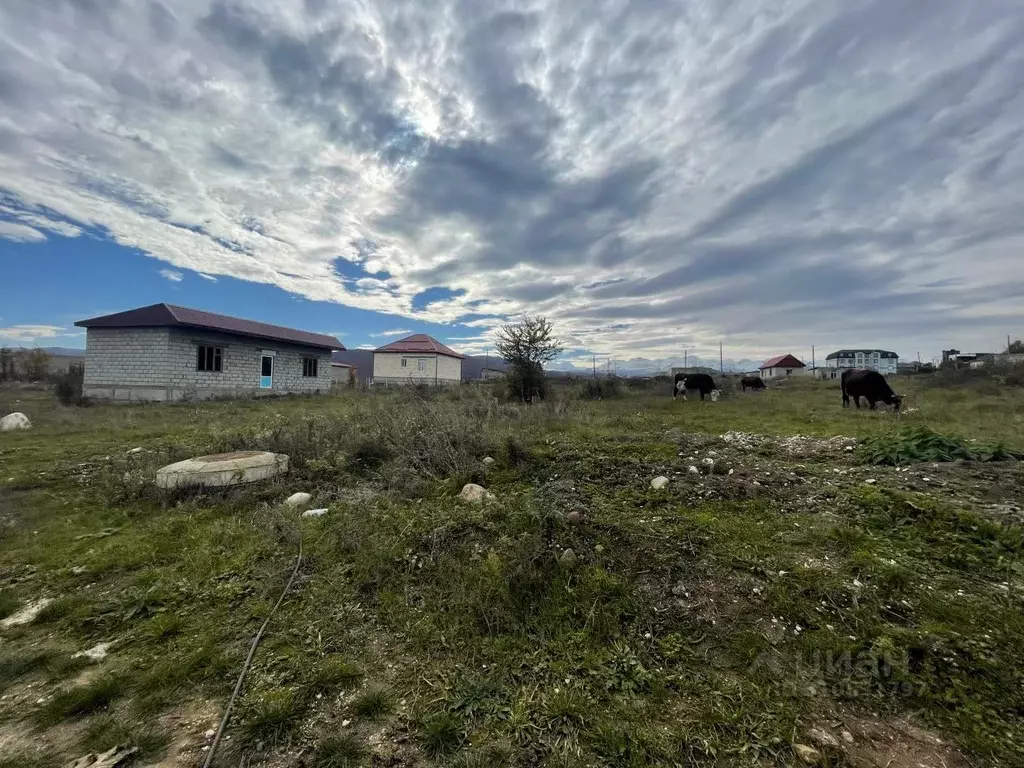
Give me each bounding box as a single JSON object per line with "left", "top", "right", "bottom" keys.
{"left": 74, "top": 303, "right": 343, "bottom": 401}
{"left": 824, "top": 349, "right": 898, "bottom": 376}
{"left": 759, "top": 354, "right": 806, "bottom": 379}
{"left": 480, "top": 367, "right": 506, "bottom": 380}
{"left": 372, "top": 334, "right": 464, "bottom": 386}
{"left": 330, "top": 362, "right": 356, "bottom": 385}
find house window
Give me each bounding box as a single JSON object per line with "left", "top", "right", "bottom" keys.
{"left": 418, "top": 359, "right": 426, "bottom": 372}
{"left": 302, "top": 357, "right": 319, "bottom": 378}
{"left": 197, "top": 345, "right": 223, "bottom": 372}
{"left": 401, "top": 358, "right": 408, "bottom": 368}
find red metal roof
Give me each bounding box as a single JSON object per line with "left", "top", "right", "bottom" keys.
{"left": 760, "top": 354, "right": 806, "bottom": 370}
{"left": 75, "top": 303, "right": 344, "bottom": 350}
{"left": 373, "top": 334, "right": 465, "bottom": 359}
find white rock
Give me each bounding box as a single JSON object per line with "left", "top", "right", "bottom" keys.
{"left": 301, "top": 508, "right": 328, "bottom": 518}
{"left": 126, "top": 447, "right": 143, "bottom": 455}
{"left": 0, "top": 412, "right": 31, "bottom": 431}
{"left": 650, "top": 476, "right": 669, "bottom": 489}
{"left": 284, "top": 492, "right": 312, "bottom": 508}
{"left": 792, "top": 743, "right": 821, "bottom": 764}
{"left": 459, "top": 483, "right": 494, "bottom": 503}
{"left": 155, "top": 451, "right": 288, "bottom": 489}
{"left": 841, "top": 730, "right": 854, "bottom": 744}
{"left": 204, "top": 729, "right": 216, "bottom": 740}
{"left": 865, "top": 479, "right": 877, "bottom": 485}
{"left": 688, "top": 466, "right": 699, "bottom": 475}
{"left": 808, "top": 727, "right": 840, "bottom": 749}
{"left": 1, "top": 598, "right": 53, "bottom": 628}
{"left": 558, "top": 549, "right": 579, "bottom": 569}
{"left": 74, "top": 642, "right": 112, "bottom": 662}
{"left": 482, "top": 457, "right": 495, "bottom": 466}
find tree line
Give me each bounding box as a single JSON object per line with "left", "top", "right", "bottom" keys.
{"left": 0, "top": 348, "right": 55, "bottom": 382}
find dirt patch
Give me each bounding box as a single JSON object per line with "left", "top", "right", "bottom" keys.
{"left": 140, "top": 700, "right": 221, "bottom": 767}
{"left": 837, "top": 715, "right": 972, "bottom": 768}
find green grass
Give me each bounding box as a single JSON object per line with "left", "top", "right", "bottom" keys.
{"left": 0, "top": 380, "right": 1022, "bottom": 765}
{"left": 36, "top": 676, "right": 123, "bottom": 725}
{"left": 350, "top": 687, "right": 393, "bottom": 720}
{"left": 312, "top": 734, "right": 368, "bottom": 767}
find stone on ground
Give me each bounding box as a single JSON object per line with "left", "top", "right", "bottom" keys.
{"left": 74, "top": 642, "right": 112, "bottom": 662}
{"left": 1, "top": 598, "right": 53, "bottom": 629}
{"left": 284, "top": 491, "right": 312, "bottom": 508}
{"left": 558, "top": 549, "right": 579, "bottom": 569}
{"left": 301, "top": 508, "right": 328, "bottom": 518}
{"left": 808, "top": 728, "right": 840, "bottom": 749}
{"left": 482, "top": 456, "right": 495, "bottom": 466}
{"left": 566, "top": 509, "right": 582, "bottom": 525}
{"left": 155, "top": 451, "right": 288, "bottom": 489}
{"left": 792, "top": 743, "right": 821, "bottom": 764}
{"left": 459, "top": 483, "right": 495, "bottom": 503}
{"left": 0, "top": 412, "right": 31, "bottom": 431}
{"left": 650, "top": 476, "right": 669, "bottom": 489}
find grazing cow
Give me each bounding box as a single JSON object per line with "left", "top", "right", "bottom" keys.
{"left": 740, "top": 375, "right": 766, "bottom": 391}
{"left": 674, "top": 372, "right": 718, "bottom": 401}
{"left": 841, "top": 368, "right": 902, "bottom": 411}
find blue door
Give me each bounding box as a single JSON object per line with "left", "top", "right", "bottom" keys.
{"left": 260, "top": 354, "right": 274, "bottom": 389}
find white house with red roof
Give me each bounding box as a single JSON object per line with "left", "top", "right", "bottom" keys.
{"left": 759, "top": 354, "right": 806, "bottom": 379}
{"left": 372, "top": 334, "right": 465, "bottom": 385}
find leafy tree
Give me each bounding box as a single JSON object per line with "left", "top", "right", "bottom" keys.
{"left": 1009, "top": 339, "right": 1024, "bottom": 354}
{"left": 23, "top": 348, "right": 52, "bottom": 381}
{"left": 494, "top": 316, "right": 563, "bottom": 402}
{"left": 0, "top": 348, "right": 12, "bottom": 382}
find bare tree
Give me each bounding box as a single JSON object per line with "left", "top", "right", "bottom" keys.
{"left": 22, "top": 348, "right": 52, "bottom": 381}
{"left": 495, "top": 316, "right": 563, "bottom": 401}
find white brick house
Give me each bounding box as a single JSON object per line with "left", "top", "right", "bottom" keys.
{"left": 824, "top": 349, "right": 898, "bottom": 376}
{"left": 75, "top": 303, "right": 344, "bottom": 402}
{"left": 372, "top": 334, "right": 464, "bottom": 385}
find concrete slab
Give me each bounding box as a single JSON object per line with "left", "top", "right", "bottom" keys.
{"left": 155, "top": 451, "right": 288, "bottom": 489}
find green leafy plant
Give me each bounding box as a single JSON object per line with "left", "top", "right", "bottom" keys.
{"left": 858, "top": 425, "right": 1022, "bottom": 465}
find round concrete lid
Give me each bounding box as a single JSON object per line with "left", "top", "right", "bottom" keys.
{"left": 155, "top": 451, "right": 288, "bottom": 489}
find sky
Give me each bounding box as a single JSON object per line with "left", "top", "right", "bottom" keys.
{"left": 1, "top": 0, "right": 1022, "bottom": 371}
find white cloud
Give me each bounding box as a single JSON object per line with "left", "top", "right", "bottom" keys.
{"left": 370, "top": 328, "right": 412, "bottom": 337}
{"left": 0, "top": 1, "right": 1022, "bottom": 358}
{"left": 159, "top": 268, "right": 184, "bottom": 282}
{"left": 197, "top": 272, "right": 218, "bottom": 282}
{"left": 0, "top": 221, "right": 46, "bottom": 242}
{"left": 0, "top": 324, "right": 67, "bottom": 343}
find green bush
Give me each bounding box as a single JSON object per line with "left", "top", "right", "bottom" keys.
{"left": 54, "top": 363, "right": 86, "bottom": 406}
{"left": 578, "top": 377, "right": 623, "bottom": 400}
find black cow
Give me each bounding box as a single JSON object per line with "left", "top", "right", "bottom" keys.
{"left": 740, "top": 375, "right": 766, "bottom": 391}
{"left": 841, "top": 369, "right": 902, "bottom": 411}
{"left": 673, "top": 372, "right": 718, "bottom": 401}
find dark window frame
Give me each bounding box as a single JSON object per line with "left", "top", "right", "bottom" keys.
{"left": 302, "top": 356, "right": 319, "bottom": 378}
{"left": 197, "top": 345, "right": 223, "bottom": 372}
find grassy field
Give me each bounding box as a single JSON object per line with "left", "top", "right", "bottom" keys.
{"left": 0, "top": 378, "right": 1022, "bottom": 767}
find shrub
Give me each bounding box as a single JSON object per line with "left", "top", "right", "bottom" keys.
{"left": 54, "top": 363, "right": 85, "bottom": 406}
{"left": 238, "top": 688, "right": 306, "bottom": 747}
{"left": 578, "top": 377, "right": 622, "bottom": 400}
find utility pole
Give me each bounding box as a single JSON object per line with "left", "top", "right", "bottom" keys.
{"left": 811, "top": 345, "right": 815, "bottom": 370}
{"left": 592, "top": 354, "right": 596, "bottom": 379}
{"left": 719, "top": 341, "right": 724, "bottom": 374}
{"left": 1010, "top": 335, "right": 1013, "bottom": 353}
{"left": 684, "top": 349, "right": 687, "bottom": 371}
